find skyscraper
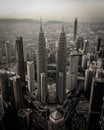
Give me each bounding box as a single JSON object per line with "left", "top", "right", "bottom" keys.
{"left": 10, "top": 75, "right": 23, "bottom": 109}
{"left": 57, "top": 25, "right": 67, "bottom": 104}
{"left": 16, "top": 37, "right": 25, "bottom": 85}
{"left": 76, "top": 37, "right": 84, "bottom": 51}
{"left": 84, "top": 67, "right": 95, "bottom": 98}
{"left": 58, "top": 72, "right": 64, "bottom": 103}
{"left": 68, "top": 51, "right": 79, "bottom": 91}
{"left": 5, "top": 41, "right": 11, "bottom": 64}
{"left": 0, "top": 92, "right": 4, "bottom": 130}
{"left": 0, "top": 93, "right": 4, "bottom": 120}
{"left": 70, "top": 51, "right": 79, "bottom": 74}
{"left": 96, "top": 36, "right": 101, "bottom": 52}
{"left": 89, "top": 78, "right": 104, "bottom": 113}
{"left": 41, "top": 73, "right": 47, "bottom": 104}
{"left": 73, "top": 18, "right": 78, "bottom": 41}
{"left": 88, "top": 78, "right": 104, "bottom": 130}
{"left": 37, "top": 23, "right": 47, "bottom": 101}
{"left": 27, "top": 61, "right": 35, "bottom": 93}
{"left": 0, "top": 48, "right": 3, "bottom": 65}
{"left": 0, "top": 70, "right": 9, "bottom": 102}
{"left": 18, "top": 108, "right": 32, "bottom": 130}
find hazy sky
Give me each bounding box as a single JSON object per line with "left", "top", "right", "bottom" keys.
{"left": 0, "top": 0, "right": 104, "bottom": 20}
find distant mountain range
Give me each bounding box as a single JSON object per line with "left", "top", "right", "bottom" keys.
{"left": 0, "top": 18, "right": 39, "bottom": 23}
{"left": 0, "top": 18, "right": 104, "bottom": 24}
{"left": 0, "top": 19, "right": 66, "bottom": 25}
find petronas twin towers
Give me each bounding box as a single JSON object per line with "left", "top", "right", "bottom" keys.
{"left": 37, "top": 23, "right": 67, "bottom": 104}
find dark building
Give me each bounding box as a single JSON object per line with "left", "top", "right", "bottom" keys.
{"left": 0, "top": 93, "right": 4, "bottom": 130}
{"left": 89, "top": 78, "right": 104, "bottom": 113}
{"left": 88, "top": 78, "right": 104, "bottom": 130}
{"left": 0, "top": 70, "right": 9, "bottom": 102}
{"left": 84, "top": 67, "right": 95, "bottom": 98}
{"left": 37, "top": 23, "right": 47, "bottom": 101}
{"left": 57, "top": 25, "right": 67, "bottom": 104}
{"left": 16, "top": 37, "right": 25, "bottom": 85}
{"left": 96, "top": 37, "right": 101, "bottom": 52}
{"left": 99, "top": 97, "right": 104, "bottom": 130}
{"left": 18, "top": 108, "right": 32, "bottom": 130}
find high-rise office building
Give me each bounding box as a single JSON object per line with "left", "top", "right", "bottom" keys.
{"left": 96, "top": 37, "right": 101, "bottom": 52}
{"left": 0, "top": 48, "right": 3, "bottom": 65}
{"left": 84, "top": 67, "right": 95, "bottom": 98}
{"left": 68, "top": 74, "right": 77, "bottom": 91}
{"left": 10, "top": 75, "right": 23, "bottom": 109}
{"left": 67, "top": 50, "right": 79, "bottom": 91}
{"left": 81, "top": 55, "right": 88, "bottom": 70}
{"left": 16, "top": 37, "right": 26, "bottom": 85}
{"left": 70, "top": 51, "right": 79, "bottom": 74}
{"left": 99, "top": 98, "right": 104, "bottom": 130}
{"left": 73, "top": 18, "right": 78, "bottom": 41}
{"left": 0, "top": 70, "right": 9, "bottom": 102}
{"left": 66, "top": 72, "right": 70, "bottom": 90}
{"left": 0, "top": 93, "right": 4, "bottom": 130}
{"left": 57, "top": 25, "right": 67, "bottom": 104}
{"left": 88, "top": 78, "right": 104, "bottom": 130}
{"left": 37, "top": 23, "right": 47, "bottom": 101}
{"left": 5, "top": 41, "right": 11, "bottom": 64}
{"left": 58, "top": 72, "right": 64, "bottom": 104}
{"left": 89, "top": 78, "right": 104, "bottom": 113}
{"left": 76, "top": 37, "right": 84, "bottom": 51}
{"left": 41, "top": 73, "right": 47, "bottom": 104}
{"left": 83, "top": 40, "right": 88, "bottom": 54}
{"left": 27, "top": 61, "right": 35, "bottom": 93}
{"left": 12, "top": 40, "right": 16, "bottom": 59}
{"left": 0, "top": 93, "right": 4, "bottom": 120}
{"left": 97, "top": 58, "right": 103, "bottom": 69}
{"left": 18, "top": 108, "right": 32, "bottom": 130}
{"left": 47, "top": 83, "right": 57, "bottom": 104}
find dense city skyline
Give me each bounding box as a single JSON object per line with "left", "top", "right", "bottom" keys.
{"left": 0, "top": 12, "right": 104, "bottom": 130}
{"left": 0, "top": 0, "right": 104, "bottom": 20}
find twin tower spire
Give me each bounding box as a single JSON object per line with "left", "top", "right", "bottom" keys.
{"left": 37, "top": 20, "right": 66, "bottom": 104}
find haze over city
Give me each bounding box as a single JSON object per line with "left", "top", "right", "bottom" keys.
{"left": 0, "top": 0, "right": 104, "bottom": 20}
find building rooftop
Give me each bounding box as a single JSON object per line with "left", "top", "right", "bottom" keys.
{"left": 51, "top": 110, "right": 63, "bottom": 120}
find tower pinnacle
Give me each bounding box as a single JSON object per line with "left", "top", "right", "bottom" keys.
{"left": 61, "top": 24, "right": 65, "bottom": 33}
{"left": 40, "top": 17, "right": 43, "bottom": 33}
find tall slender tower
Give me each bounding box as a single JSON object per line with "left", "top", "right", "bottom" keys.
{"left": 37, "top": 22, "right": 47, "bottom": 101}
{"left": 96, "top": 36, "right": 101, "bottom": 52}
{"left": 16, "top": 37, "right": 25, "bottom": 85}
{"left": 5, "top": 41, "right": 11, "bottom": 64}
{"left": 73, "top": 18, "right": 78, "bottom": 41}
{"left": 57, "top": 25, "right": 67, "bottom": 104}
